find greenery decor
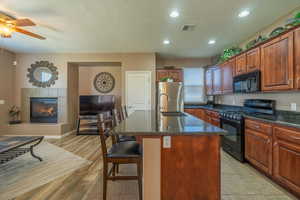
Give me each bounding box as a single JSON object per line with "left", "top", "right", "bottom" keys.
{"left": 160, "top": 77, "right": 174, "bottom": 82}
{"left": 219, "top": 47, "right": 243, "bottom": 62}
{"left": 285, "top": 11, "right": 300, "bottom": 29}
{"left": 269, "top": 27, "right": 286, "bottom": 38}
{"left": 246, "top": 35, "right": 267, "bottom": 50}
{"left": 9, "top": 106, "right": 21, "bottom": 124}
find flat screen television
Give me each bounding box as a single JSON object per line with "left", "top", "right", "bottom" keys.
{"left": 80, "top": 95, "right": 115, "bottom": 115}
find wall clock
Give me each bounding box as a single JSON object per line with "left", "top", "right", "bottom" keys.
{"left": 93, "top": 72, "right": 115, "bottom": 93}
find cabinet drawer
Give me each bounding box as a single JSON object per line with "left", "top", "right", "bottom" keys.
{"left": 205, "top": 110, "right": 219, "bottom": 118}
{"left": 273, "top": 126, "right": 300, "bottom": 146}
{"left": 245, "top": 119, "right": 272, "bottom": 135}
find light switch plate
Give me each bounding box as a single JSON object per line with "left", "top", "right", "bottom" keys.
{"left": 163, "top": 136, "right": 171, "bottom": 148}
{"left": 0, "top": 100, "right": 5, "bottom": 105}
{"left": 291, "top": 103, "right": 297, "bottom": 111}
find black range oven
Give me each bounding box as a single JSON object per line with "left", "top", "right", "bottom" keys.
{"left": 220, "top": 112, "right": 245, "bottom": 162}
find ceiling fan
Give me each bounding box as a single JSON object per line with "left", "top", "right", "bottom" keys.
{"left": 0, "top": 12, "right": 46, "bottom": 40}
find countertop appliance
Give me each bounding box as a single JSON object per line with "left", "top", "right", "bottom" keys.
{"left": 233, "top": 70, "right": 261, "bottom": 93}
{"left": 157, "top": 82, "right": 184, "bottom": 113}
{"left": 220, "top": 99, "right": 275, "bottom": 162}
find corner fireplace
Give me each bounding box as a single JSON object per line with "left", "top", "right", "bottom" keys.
{"left": 30, "top": 97, "right": 58, "bottom": 123}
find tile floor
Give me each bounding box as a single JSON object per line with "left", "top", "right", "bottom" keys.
{"left": 86, "top": 151, "right": 298, "bottom": 200}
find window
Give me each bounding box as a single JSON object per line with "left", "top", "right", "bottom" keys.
{"left": 183, "top": 68, "right": 206, "bottom": 104}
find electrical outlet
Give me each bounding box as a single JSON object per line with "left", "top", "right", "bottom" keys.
{"left": 291, "top": 103, "right": 297, "bottom": 111}
{"left": 163, "top": 136, "right": 171, "bottom": 148}
{"left": 0, "top": 100, "right": 5, "bottom": 105}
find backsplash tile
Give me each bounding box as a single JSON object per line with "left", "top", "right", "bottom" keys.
{"left": 216, "top": 92, "right": 300, "bottom": 111}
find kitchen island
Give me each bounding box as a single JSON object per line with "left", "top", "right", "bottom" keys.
{"left": 113, "top": 110, "right": 226, "bottom": 200}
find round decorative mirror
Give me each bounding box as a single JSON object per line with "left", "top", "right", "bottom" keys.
{"left": 27, "top": 61, "right": 58, "bottom": 88}
{"left": 94, "top": 72, "right": 115, "bottom": 93}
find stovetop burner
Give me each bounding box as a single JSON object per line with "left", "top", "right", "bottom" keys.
{"left": 220, "top": 110, "right": 244, "bottom": 121}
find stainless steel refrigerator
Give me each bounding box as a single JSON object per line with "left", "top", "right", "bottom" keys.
{"left": 157, "top": 82, "right": 184, "bottom": 113}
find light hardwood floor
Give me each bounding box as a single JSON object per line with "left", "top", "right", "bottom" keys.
{"left": 14, "top": 135, "right": 103, "bottom": 200}
{"left": 13, "top": 134, "right": 297, "bottom": 200}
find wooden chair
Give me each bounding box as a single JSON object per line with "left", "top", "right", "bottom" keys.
{"left": 98, "top": 113, "right": 143, "bottom": 200}
{"left": 112, "top": 108, "right": 136, "bottom": 142}
{"left": 121, "top": 105, "right": 129, "bottom": 119}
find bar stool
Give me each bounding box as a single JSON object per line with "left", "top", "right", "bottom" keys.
{"left": 112, "top": 108, "right": 136, "bottom": 142}
{"left": 120, "top": 105, "right": 129, "bottom": 120}
{"left": 98, "top": 113, "right": 143, "bottom": 200}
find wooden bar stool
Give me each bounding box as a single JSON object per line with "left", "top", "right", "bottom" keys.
{"left": 112, "top": 108, "right": 136, "bottom": 142}
{"left": 98, "top": 113, "right": 143, "bottom": 200}
{"left": 120, "top": 105, "right": 129, "bottom": 119}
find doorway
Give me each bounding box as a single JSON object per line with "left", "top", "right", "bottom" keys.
{"left": 125, "top": 71, "right": 151, "bottom": 114}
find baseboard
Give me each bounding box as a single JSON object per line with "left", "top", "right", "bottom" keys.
{"left": 62, "top": 130, "right": 76, "bottom": 138}
{"left": 3, "top": 130, "right": 76, "bottom": 139}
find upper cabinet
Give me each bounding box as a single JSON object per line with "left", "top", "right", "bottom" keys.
{"left": 205, "top": 68, "right": 213, "bottom": 95}
{"left": 246, "top": 47, "right": 261, "bottom": 72}
{"left": 156, "top": 69, "right": 183, "bottom": 82}
{"left": 235, "top": 54, "right": 247, "bottom": 75}
{"left": 205, "top": 25, "right": 300, "bottom": 95}
{"left": 222, "top": 59, "right": 235, "bottom": 94}
{"left": 261, "top": 32, "right": 294, "bottom": 91}
{"left": 212, "top": 67, "right": 222, "bottom": 95}
{"left": 295, "top": 27, "right": 300, "bottom": 89}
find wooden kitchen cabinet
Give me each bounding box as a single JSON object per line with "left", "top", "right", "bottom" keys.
{"left": 246, "top": 47, "right": 261, "bottom": 72}
{"left": 184, "top": 108, "right": 206, "bottom": 121}
{"left": 205, "top": 68, "right": 214, "bottom": 95}
{"left": 222, "top": 59, "right": 234, "bottom": 94}
{"left": 205, "top": 110, "right": 220, "bottom": 127}
{"left": 235, "top": 53, "right": 247, "bottom": 75}
{"left": 294, "top": 27, "right": 300, "bottom": 89}
{"left": 273, "top": 126, "right": 300, "bottom": 196}
{"left": 245, "top": 119, "right": 273, "bottom": 175}
{"left": 156, "top": 69, "right": 183, "bottom": 82}
{"left": 245, "top": 118, "right": 300, "bottom": 197}
{"left": 212, "top": 67, "right": 222, "bottom": 95}
{"left": 261, "top": 32, "right": 294, "bottom": 91}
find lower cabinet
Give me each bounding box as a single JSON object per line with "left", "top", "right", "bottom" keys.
{"left": 184, "top": 108, "right": 220, "bottom": 127}
{"left": 245, "top": 128, "right": 272, "bottom": 175}
{"left": 245, "top": 118, "right": 300, "bottom": 197}
{"left": 273, "top": 126, "right": 300, "bottom": 196}
{"left": 184, "top": 108, "right": 206, "bottom": 121}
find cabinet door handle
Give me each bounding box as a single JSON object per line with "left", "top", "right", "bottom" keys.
{"left": 254, "top": 125, "right": 260, "bottom": 129}
{"left": 290, "top": 136, "right": 300, "bottom": 141}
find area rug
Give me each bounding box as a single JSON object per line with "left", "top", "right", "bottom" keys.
{"left": 0, "top": 141, "right": 90, "bottom": 200}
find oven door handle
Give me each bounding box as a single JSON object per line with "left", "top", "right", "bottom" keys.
{"left": 246, "top": 79, "right": 251, "bottom": 92}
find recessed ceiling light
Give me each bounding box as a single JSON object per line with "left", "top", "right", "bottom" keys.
{"left": 163, "top": 39, "right": 170, "bottom": 45}
{"left": 238, "top": 10, "right": 250, "bottom": 18}
{"left": 208, "top": 40, "right": 216, "bottom": 45}
{"left": 170, "top": 10, "right": 179, "bottom": 18}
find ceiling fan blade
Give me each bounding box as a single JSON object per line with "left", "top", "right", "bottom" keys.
{"left": 14, "top": 27, "right": 46, "bottom": 40}
{"left": 10, "top": 18, "right": 36, "bottom": 26}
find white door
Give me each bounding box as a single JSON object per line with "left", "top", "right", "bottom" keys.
{"left": 126, "top": 71, "right": 151, "bottom": 114}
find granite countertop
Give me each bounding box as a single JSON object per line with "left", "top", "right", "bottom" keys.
{"left": 112, "top": 110, "right": 226, "bottom": 136}
{"left": 184, "top": 104, "right": 300, "bottom": 129}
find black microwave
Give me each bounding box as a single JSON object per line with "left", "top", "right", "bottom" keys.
{"left": 233, "top": 70, "right": 261, "bottom": 93}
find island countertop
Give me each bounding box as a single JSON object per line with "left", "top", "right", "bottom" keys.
{"left": 112, "top": 110, "right": 226, "bottom": 136}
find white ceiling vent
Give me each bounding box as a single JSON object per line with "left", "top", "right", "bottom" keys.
{"left": 181, "top": 24, "right": 196, "bottom": 31}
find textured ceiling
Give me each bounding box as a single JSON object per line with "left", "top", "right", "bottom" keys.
{"left": 0, "top": 0, "right": 299, "bottom": 58}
